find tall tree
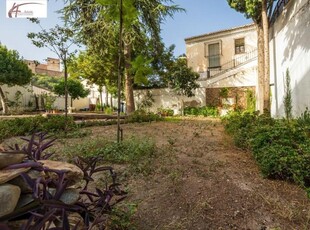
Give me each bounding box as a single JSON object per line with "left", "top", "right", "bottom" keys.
{"left": 27, "top": 19, "right": 76, "bottom": 121}
{"left": 227, "top": 0, "right": 274, "bottom": 114}
{"left": 62, "top": 0, "right": 183, "bottom": 114}
{"left": 0, "top": 44, "right": 32, "bottom": 114}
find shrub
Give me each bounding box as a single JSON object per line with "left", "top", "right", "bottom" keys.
{"left": 157, "top": 108, "right": 174, "bottom": 116}
{"left": 223, "top": 111, "right": 310, "bottom": 191}
{"left": 0, "top": 115, "right": 77, "bottom": 141}
{"left": 184, "top": 106, "right": 219, "bottom": 117}
{"left": 126, "top": 110, "right": 162, "bottom": 123}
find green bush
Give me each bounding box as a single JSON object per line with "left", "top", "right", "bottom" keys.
{"left": 0, "top": 115, "right": 76, "bottom": 141}
{"left": 126, "top": 110, "right": 162, "bottom": 123}
{"left": 222, "top": 111, "right": 310, "bottom": 191}
{"left": 184, "top": 106, "right": 219, "bottom": 117}
{"left": 157, "top": 108, "right": 174, "bottom": 116}
{"left": 40, "top": 115, "right": 75, "bottom": 132}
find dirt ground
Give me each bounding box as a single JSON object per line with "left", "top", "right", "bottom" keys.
{"left": 85, "top": 118, "right": 310, "bottom": 230}
{"left": 4, "top": 117, "right": 310, "bottom": 229}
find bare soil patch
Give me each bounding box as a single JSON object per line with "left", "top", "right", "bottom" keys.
{"left": 6, "top": 117, "right": 310, "bottom": 229}
{"left": 87, "top": 118, "right": 310, "bottom": 229}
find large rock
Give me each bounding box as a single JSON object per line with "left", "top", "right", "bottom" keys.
{"left": 15, "top": 194, "right": 34, "bottom": 209}
{"left": 0, "top": 152, "right": 26, "bottom": 170}
{"left": 39, "top": 160, "right": 83, "bottom": 186}
{"left": 0, "top": 184, "right": 21, "bottom": 218}
{"left": 48, "top": 188, "right": 80, "bottom": 205}
{"left": 10, "top": 170, "right": 44, "bottom": 193}
{"left": 0, "top": 167, "right": 30, "bottom": 184}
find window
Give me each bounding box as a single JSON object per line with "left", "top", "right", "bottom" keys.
{"left": 208, "top": 43, "right": 221, "bottom": 68}
{"left": 235, "top": 38, "right": 245, "bottom": 54}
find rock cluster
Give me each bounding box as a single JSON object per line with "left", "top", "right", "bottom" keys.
{"left": 0, "top": 151, "right": 84, "bottom": 227}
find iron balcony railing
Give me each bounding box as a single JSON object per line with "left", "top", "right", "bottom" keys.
{"left": 199, "top": 49, "right": 257, "bottom": 80}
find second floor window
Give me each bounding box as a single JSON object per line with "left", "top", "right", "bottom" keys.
{"left": 235, "top": 38, "right": 245, "bottom": 54}
{"left": 208, "top": 43, "right": 221, "bottom": 68}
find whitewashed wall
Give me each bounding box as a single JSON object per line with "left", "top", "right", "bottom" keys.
{"left": 270, "top": 0, "right": 310, "bottom": 117}
{"left": 1, "top": 81, "right": 119, "bottom": 112}
{"left": 1, "top": 84, "right": 33, "bottom": 108}
{"left": 134, "top": 88, "right": 206, "bottom": 115}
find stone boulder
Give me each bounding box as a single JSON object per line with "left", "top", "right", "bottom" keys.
{"left": 0, "top": 167, "right": 30, "bottom": 184}
{"left": 0, "top": 152, "right": 26, "bottom": 170}
{"left": 39, "top": 160, "right": 83, "bottom": 186}
{"left": 0, "top": 184, "right": 21, "bottom": 218}
{"left": 10, "top": 170, "right": 44, "bottom": 193}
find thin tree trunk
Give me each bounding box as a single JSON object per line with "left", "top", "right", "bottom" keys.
{"left": 0, "top": 86, "right": 8, "bottom": 114}
{"left": 256, "top": 23, "right": 265, "bottom": 114}
{"left": 34, "top": 94, "right": 39, "bottom": 111}
{"left": 262, "top": 0, "right": 270, "bottom": 114}
{"left": 64, "top": 57, "right": 68, "bottom": 133}
{"left": 117, "top": 0, "right": 123, "bottom": 143}
{"left": 124, "top": 43, "right": 135, "bottom": 114}
{"left": 98, "top": 86, "right": 103, "bottom": 111}
{"left": 100, "top": 90, "right": 103, "bottom": 111}
{"left": 110, "top": 95, "right": 113, "bottom": 108}
{"left": 105, "top": 88, "right": 109, "bottom": 106}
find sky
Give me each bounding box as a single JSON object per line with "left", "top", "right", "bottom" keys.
{"left": 0, "top": 0, "right": 252, "bottom": 63}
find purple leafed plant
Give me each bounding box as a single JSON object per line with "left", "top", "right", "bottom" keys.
{"left": 0, "top": 132, "right": 126, "bottom": 229}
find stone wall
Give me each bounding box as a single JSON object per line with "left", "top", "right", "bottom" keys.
{"left": 205, "top": 86, "right": 255, "bottom": 109}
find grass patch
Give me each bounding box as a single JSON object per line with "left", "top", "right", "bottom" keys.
{"left": 62, "top": 136, "right": 157, "bottom": 175}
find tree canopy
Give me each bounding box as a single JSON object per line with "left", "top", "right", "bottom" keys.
{"left": 167, "top": 57, "right": 199, "bottom": 97}
{"left": 0, "top": 44, "right": 32, "bottom": 86}
{"left": 53, "top": 78, "right": 90, "bottom": 106}
{"left": 0, "top": 44, "right": 32, "bottom": 114}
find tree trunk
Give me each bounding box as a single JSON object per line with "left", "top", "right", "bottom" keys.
{"left": 110, "top": 95, "right": 113, "bottom": 108}
{"left": 124, "top": 43, "right": 135, "bottom": 114}
{"left": 64, "top": 58, "right": 68, "bottom": 118}
{"left": 34, "top": 94, "right": 39, "bottom": 111}
{"left": 98, "top": 86, "right": 103, "bottom": 111}
{"left": 262, "top": 0, "right": 270, "bottom": 114}
{"left": 256, "top": 22, "right": 265, "bottom": 114}
{"left": 105, "top": 87, "right": 109, "bottom": 106}
{"left": 0, "top": 86, "right": 8, "bottom": 114}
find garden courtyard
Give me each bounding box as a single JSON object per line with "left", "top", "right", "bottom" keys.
{"left": 3, "top": 117, "right": 310, "bottom": 229}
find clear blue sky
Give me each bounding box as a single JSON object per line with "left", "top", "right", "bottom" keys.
{"left": 0, "top": 0, "right": 251, "bottom": 62}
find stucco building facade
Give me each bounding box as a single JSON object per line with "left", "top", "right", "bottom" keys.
{"left": 185, "top": 24, "right": 258, "bottom": 110}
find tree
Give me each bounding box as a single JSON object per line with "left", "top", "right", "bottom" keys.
{"left": 227, "top": 0, "right": 275, "bottom": 114}
{"left": 53, "top": 78, "right": 90, "bottom": 107}
{"left": 168, "top": 57, "right": 199, "bottom": 97}
{"left": 167, "top": 56, "right": 200, "bottom": 115}
{"left": 0, "top": 44, "right": 32, "bottom": 114}
{"left": 62, "top": 0, "right": 183, "bottom": 114}
{"left": 62, "top": 0, "right": 183, "bottom": 142}
{"left": 68, "top": 51, "right": 118, "bottom": 111}
{"left": 27, "top": 19, "right": 75, "bottom": 120}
